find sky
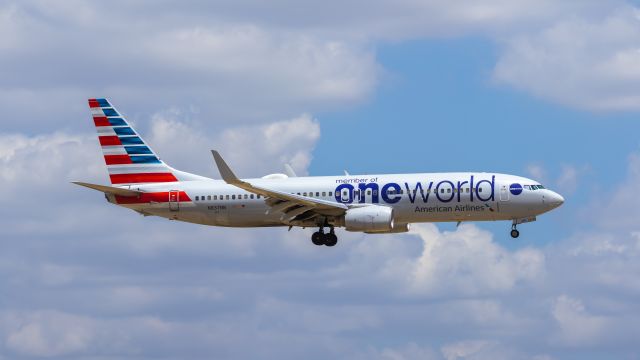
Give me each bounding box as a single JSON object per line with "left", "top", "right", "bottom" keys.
{"left": 1, "top": 1, "right": 640, "bottom": 359}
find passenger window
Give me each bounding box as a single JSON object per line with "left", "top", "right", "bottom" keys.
{"left": 316, "top": 192, "right": 319, "bottom": 196}
{"left": 322, "top": 192, "right": 326, "bottom": 196}
{"left": 479, "top": 188, "right": 483, "bottom": 193}
{"left": 329, "top": 192, "right": 333, "bottom": 196}
{"left": 195, "top": 196, "right": 199, "bottom": 201}
{"left": 250, "top": 194, "right": 254, "bottom": 199}
{"left": 447, "top": 188, "right": 451, "bottom": 193}
{"left": 440, "top": 189, "right": 444, "bottom": 193}
{"left": 303, "top": 192, "right": 307, "bottom": 196}
{"left": 231, "top": 195, "right": 235, "bottom": 200}
{"left": 367, "top": 190, "right": 371, "bottom": 195}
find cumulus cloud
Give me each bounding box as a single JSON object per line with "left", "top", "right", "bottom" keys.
{"left": 593, "top": 152, "right": 640, "bottom": 229}
{"left": 5, "top": 1, "right": 640, "bottom": 359}
{"left": 0, "top": 1, "right": 377, "bottom": 133}
{"left": 494, "top": 6, "right": 640, "bottom": 110}
{"left": 405, "top": 224, "right": 544, "bottom": 296}
{"left": 3, "top": 311, "right": 94, "bottom": 357}
{"left": 146, "top": 109, "right": 320, "bottom": 177}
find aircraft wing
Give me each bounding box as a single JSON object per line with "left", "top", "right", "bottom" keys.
{"left": 212, "top": 151, "right": 347, "bottom": 222}
{"left": 72, "top": 181, "right": 144, "bottom": 197}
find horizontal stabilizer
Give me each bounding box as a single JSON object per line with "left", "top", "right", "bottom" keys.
{"left": 72, "top": 181, "right": 143, "bottom": 197}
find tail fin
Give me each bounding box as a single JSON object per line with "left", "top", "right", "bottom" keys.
{"left": 88, "top": 98, "right": 206, "bottom": 185}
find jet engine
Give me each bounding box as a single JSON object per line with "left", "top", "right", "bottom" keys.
{"left": 365, "top": 222, "right": 410, "bottom": 234}
{"left": 344, "top": 205, "right": 394, "bottom": 232}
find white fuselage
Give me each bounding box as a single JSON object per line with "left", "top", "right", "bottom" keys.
{"left": 108, "top": 172, "right": 564, "bottom": 229}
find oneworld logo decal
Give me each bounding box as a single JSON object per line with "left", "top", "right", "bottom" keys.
{"left": 509, "top": 183, "right": 523, "bottom": 195}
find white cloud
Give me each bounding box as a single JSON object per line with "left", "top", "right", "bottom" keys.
{"left": 551, "top": 295, "right": 608, "bottom": 347}
{"left": 0, "top": 132, "right": 104, "bottom": 192}
{"left": 494, "top": 6, "right": 640, "bottom": 110}
{"left": 5, "top": 1, "right": 640, "bottom": 359}
{"left": 441, "top": 340, "right": 496, "bottom": 360}
{"left": 0, "top": 2, "right": 378, "bottom": 132}
{"left": 378, "top": 343, "right": 440, "bottom": 360}
{"left": 525, "top": 163, "right": 546, "bottom": 183}
{"left": 406, "top": 224, "right": 545, "bottom": 296}
{"left": 555, "top": 165, "right": 580, "bottom": 194}
{"left": 593, "top": 152, "right": 640, "bottom": 229}
{"left": 148, "top": 110, "right": 321, "bottom": 177}
{"left": 4, "top": 311, "right": 94, "bottom": 357}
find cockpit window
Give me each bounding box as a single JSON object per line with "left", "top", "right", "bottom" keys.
{"left": 525, "top": 184, "right": 545, "bottom": 190}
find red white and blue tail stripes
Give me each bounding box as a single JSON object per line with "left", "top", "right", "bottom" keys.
{"left": 89, "top": 98, "right": 178, "bottom": 185}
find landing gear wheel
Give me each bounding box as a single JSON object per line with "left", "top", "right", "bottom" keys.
{"left": 510, "top": 229, "right": 520, "bottom": 238}
{"left": 311, "top": 231, "right": 325, "bottom": 246}
{"left": 324, "top": 233, "right": 338, "bottom": 247}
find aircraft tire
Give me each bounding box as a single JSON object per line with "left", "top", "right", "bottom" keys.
{"left": 311, "top": 232, "right": 325, "bottom": 246}
{"left": 324, "top": 233, "right": 338, "bottom": 247}
{"left": 510, "top": 229, "right": 520, "bottom": 238}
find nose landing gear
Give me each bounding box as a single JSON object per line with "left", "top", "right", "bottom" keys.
{"left": 509, "top": 217, "right": 536, "bottom": 239}
{"left": 311, "top": 227, "right": 338, "bottom": 247}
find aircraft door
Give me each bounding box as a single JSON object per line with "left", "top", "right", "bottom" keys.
{"left": 499, "top": 185, "right": 509, "bottom": 202}
{"left": 168, "top": 190, "right": 180, "bottom": 211}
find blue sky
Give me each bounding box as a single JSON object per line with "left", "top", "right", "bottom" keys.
{"left": 2, "top": 1, "right": 640, "bottom": 359}
{"left": 315, "top": 37, "right": 638, "bottom": 245}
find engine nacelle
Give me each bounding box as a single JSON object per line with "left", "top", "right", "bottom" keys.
{"left": 365, "top": 222, "right": 410, "bottom": 234}
{"left": 344, "top": 205, "right": 394, "bottom": 232}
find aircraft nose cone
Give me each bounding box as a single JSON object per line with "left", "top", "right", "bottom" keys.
{"left": 547, "top": 191, "right": 564, "bottom": 209}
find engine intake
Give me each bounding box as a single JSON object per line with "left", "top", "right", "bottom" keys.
{"left": 344, "top": 205, "right": 394, "bottom": 232}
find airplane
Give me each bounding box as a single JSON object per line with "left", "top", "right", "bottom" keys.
{"left": 74, "top": 98, "right": 565, "bottom": 247}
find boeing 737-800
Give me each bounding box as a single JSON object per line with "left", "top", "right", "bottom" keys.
{"left": 75, "top": 98, "right": 564, "bottom": 247}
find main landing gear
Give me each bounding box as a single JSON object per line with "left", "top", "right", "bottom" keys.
{"left": 510, "top": 223, "right": 520, "bottom": 239}
{"left": 311, "top": 227, "right": 338, "bottom": 247}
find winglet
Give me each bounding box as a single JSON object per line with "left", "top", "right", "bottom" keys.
{"left": 212, "top": 150, "right": 242, "bottom": 185}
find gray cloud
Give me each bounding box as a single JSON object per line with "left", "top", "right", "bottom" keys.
{"left": 2, "top": 126, "right": 640, "bottom": 358}
{"left": 3, "top": 1, "right": 640, "bottom": 359}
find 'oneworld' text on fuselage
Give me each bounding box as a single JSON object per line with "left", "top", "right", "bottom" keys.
{"left": 334, "top": 175, "right": 495, "bottom": 204}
